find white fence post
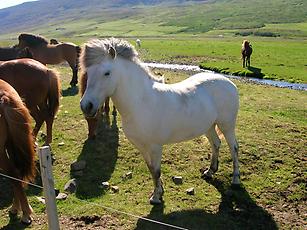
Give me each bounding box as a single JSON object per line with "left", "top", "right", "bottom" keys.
{"left": 39, "top": 146, "right": 60, "bottom": 230}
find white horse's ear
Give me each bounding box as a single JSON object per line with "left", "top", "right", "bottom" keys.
{"left": 108, "top": 46, "right": 116, "bottom": 59}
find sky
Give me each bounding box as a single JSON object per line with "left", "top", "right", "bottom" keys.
{"left": 0, "top": 0, "right": 38, "bottom": 9}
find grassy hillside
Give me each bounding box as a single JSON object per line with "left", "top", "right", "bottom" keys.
{"left": 0, "top": 0, "right": 306, "bottom": 39}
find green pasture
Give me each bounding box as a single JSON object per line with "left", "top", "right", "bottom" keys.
{"left": 0, "top": 59, "right": 306, "bottom": 229}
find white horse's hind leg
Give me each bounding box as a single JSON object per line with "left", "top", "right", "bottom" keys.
{"left": 221, "top": 126, "right": 240, "bottom": 185}
{"left": 202, "top": 125, "right": 221, "bottom": 179}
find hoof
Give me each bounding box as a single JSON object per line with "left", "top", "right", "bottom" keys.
{"left": 149, "top": 197, "right": 162, "bottom": 205}
{"left": 8, "top": 209, "right": 18, "bottom": 217}
{"left": 21, "top": 218, "right": 32, "bottom": 226}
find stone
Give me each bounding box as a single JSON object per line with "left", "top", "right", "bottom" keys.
{"left": 123, "top": 171, "right": 133, "bottom": 179}
{"left": 71, "top": 160, "right": 86, "bottom": 171}
{"left": 186, "top": 187, "right": 195, "bottom": 195}
{"left": 58, "top": 142, "right": 65, "bottom": 146}
{"left": 101, "top": 182, "right": 110, "bottom": 190}
{"left": 111, "top": 186, "right": 119, "bottom": 193}
{"left": 64, "top": 178, "right": 77, "bottom": 193}
{"left": 172, "top": 176, "right": 183, "bottom": 185}
{"left": 56, "top": 193, "right": 68, "bottom": 200}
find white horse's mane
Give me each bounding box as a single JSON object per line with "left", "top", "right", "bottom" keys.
{"left": 80, "top": 37, "right": 162, "bottom": 82}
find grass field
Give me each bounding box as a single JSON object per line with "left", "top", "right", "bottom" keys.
{"left": 0, "top": 54, "right": 306, "bottom": 229}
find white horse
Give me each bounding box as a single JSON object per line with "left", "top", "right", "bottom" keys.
{"left": 136, "top": 38, "right": 141, "bottom": 48}
{"left": 80, "top": 38, "right": 240, "bottom": 204}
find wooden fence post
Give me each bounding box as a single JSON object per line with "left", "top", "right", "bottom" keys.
{"left": 39, "top": 146, "right": 60, "bottom": 230}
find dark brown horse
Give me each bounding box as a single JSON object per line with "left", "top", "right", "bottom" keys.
{"left": 0, "top": 46, "right": 32, "bottom": 61}
{"left": 17, "top": 33, "right": 81, "bottom": 86}
{"left": 241, "top": 40, "right": 253, "bottom": 68}
{"left": 0, "top": 79, "right": 36, "bottom": 225}
{"left": 0, "top": 59, "right": 61, "bottom": 145}
{"left": 80, "top": 71, "right": 115, "bottom": 139}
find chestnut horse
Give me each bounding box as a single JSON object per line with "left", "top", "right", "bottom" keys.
{"left": 80, "top": 71, "right": 115, "bottom": 139}
{"left": 0, "top": 46, "right": 32, "bottom": 61}
{"left": 17, "top": 33, "right": 81, "bottom": 86}
{"left": 241, "top": 40, "right": 253, "bottom": 68}
{"left": 0, "top": 59, "right": 61, "bottom": 145}
{"left": 0, "top": 79, "right": 36, "bottom": 224}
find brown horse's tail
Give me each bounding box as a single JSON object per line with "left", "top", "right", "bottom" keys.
{"left": 2, "top": 94, "right": 36, "bottom": 183}
{"left": 47, "top": 69, "right": 61, "bottom": 117}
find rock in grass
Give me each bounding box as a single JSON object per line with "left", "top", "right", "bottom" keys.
{"left": 71, "top": 160, "right": 86, "bottom": 171}
{"left": 64, "top": 178, "right": 77, "bottom": 193}
{"left": 123, "top": 171, "right": 133, "bottom": 179}
{"left": 172, "top": 176, "right": 183, "bottom": 185}
{"left": 56, "top": 193, "right": 68, "bottom": 200}
{"left": 101, "top": 182, "right": 110, "bottom": 190}
{"left": 111, "top": 186, "right": 119, "bottom": 193}
{"left": 186, "top": 187, "right": 195, "bottom": 195}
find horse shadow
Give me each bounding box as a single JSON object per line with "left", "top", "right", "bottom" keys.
{"left": 247, "top": 66, "right": 265, "bottom": 79}
{"left": 136, "top": 178, "right": 277, "bottom": 230}
{"left": 61, "top": 86, "right": 79, "bottom": 97}
{"left": 72, "top": 113, "right": 119, "bottom": 199}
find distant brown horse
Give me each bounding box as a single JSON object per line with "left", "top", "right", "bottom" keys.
{"left": 0, "top": 79, "right": 36, "bottom": 225}
{"left": 80, "top": 71, "right": 115, "bottom": 139}
{"left": 0, "top": 59, "right": 61, "bottom": 145}
{"left": 0, "top": 46, "right": 32, "bottom": 61}
{"left": 241, "top": 40, "right": 252, "bottom": 68}
{"left": 17, "top": 33, "right": 81, "bottom": 86}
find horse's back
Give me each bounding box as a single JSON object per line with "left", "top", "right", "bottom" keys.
{"left": 0, "top": 59, "right": 50, "bottom": 107}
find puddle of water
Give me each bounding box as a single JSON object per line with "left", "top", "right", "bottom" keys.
{"left": 144, "top": 62, "right": 307, "bottom": 91}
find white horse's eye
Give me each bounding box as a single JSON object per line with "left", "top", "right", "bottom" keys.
{"left": 104, "top": 71, "right": 111, "bottom": 77}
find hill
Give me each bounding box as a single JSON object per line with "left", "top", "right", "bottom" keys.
{"left": 0, "top": 0, "right": 306, "bottom": 39}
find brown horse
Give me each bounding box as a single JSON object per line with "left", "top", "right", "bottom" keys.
{"left": 80, "top": 71, "right": 115, "bottom": 139}
{"left": 0, "top": 46, "right": 33, "bottom": 61}
{"left": 241, "top": 40, "right": 253, "bottom": 68}
{"left": 17, "top": 33, "right": 81, "bottom": 86}
{"left": 0, "top": 59, "right": 61, "bottom": 145}
{"left": 0, "top": 79, "right": 36, "bottom": 225}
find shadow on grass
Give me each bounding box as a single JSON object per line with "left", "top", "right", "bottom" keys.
{"left": 62, "top": 85, "right": 79, "bottom": 97}
{"left": 73, "top": 113, "right": 119, "bottom": 199}
{"left": 246, "top": 66, "right": 265, "bottom": 78}
{"left": 136, "top": 178, "right": 277, "bottom": 230}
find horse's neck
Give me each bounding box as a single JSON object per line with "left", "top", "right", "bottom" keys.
{"left": 112, "top": 59, "right": 154, "bottom": 118}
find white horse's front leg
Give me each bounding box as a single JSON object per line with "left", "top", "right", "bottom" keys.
{"left": 139, "top": 143, "right": 164, "bottom": 205}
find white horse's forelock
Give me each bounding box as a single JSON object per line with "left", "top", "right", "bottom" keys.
{"left": 80, "top": 37, "right": 163, "bottom": 82}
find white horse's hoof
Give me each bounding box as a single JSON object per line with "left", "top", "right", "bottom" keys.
{"left": 149, "top": 196, "right": 162, "bottom": 205}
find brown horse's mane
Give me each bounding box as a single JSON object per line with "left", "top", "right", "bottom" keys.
{"left": 18, "top": 33, "right": 49, "bottom": 47}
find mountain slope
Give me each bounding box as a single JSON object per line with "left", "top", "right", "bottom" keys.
{"left": 0, "top": 0, "right": 306, "bottom": 38}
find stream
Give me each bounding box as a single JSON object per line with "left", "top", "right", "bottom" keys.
{"left": 144, "top": 62, "right": 307, "bottom": 91}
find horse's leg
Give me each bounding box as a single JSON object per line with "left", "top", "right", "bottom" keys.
{"left": 45, "top": 114, "right": 54, "bottom": 145}
{"left": 12, "top": 181, "right": 33, "bottom": 225}
{"left": 219, "top": 124, "right": 240, "bottom": 185}
{"left": 69, "top": 63, "right": 78, "bottom": 87}
{"left": 0, "top": 152, "right": 21, "bottom": 215}
{"left": 86, "top": 116, "right": 99, "bottom": 139}
{"left": 104, "top": 97, "right": 110, "bottom": 115}
{"left": 30, "top": 107, "right": 44, "bottom": 139}
{"left": 242, "top": 56, "right": 246, "bottom": 68}
{"left": 139, "top": 143, "right": 164, "bottom": 204}
{"left": 202, "top": 125, "right": 221, "bottom": 179}
{"left": 247, "top": 56, "right": 251, "bottom": 67}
